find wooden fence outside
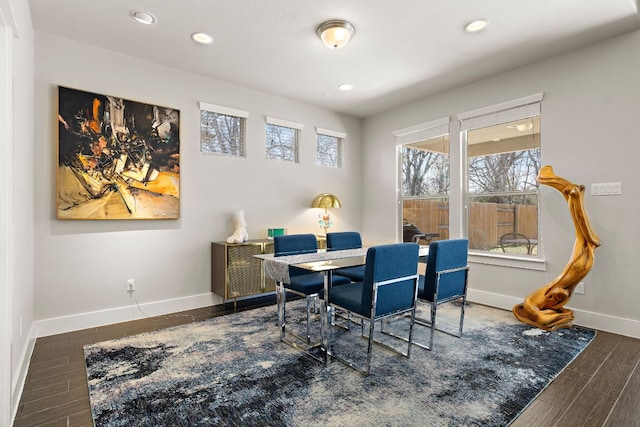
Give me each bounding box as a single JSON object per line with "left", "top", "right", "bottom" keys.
{"left": 402, "top": 199, "right": 538, "bottom": 250}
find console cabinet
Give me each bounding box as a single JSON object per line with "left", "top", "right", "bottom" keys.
{"left": 211, "top": 239, "right": 276, "bottom": 301}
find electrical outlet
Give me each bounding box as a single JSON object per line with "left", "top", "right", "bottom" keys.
{"left": 127, "top": 279, "right": 136, "bottom": 293}
{"left": 574, "top": 281, "right": 585, "bottom": 295}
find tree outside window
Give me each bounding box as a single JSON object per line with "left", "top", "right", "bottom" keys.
{"left": 266, "top": 123, "right": 298, "bottom": 162}
{"left": 200, "top": 110, "right": 246, "bottom": 157}
{"left": 316, "top": 133, "right": 343, "bottom": 168}
{"left": 398, "top": 96, "right": 542, "bottom": 257}
{"left": 467, "top": 116, "right": 540, "bottom": 255}
{"left": 400, "top": 135, "right": 450, "bottom": 244}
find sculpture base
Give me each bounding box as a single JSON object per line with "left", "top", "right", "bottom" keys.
{"left": 512, "top": 304, "right": 574, "bottom": 332}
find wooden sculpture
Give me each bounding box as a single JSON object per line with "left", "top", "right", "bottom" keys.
{"left": 513, "top": 165, "right": 601, "bottom": 331}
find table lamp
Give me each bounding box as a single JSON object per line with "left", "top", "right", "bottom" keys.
{"left": 311, "top": 193, "right": 341, "bottom": 236}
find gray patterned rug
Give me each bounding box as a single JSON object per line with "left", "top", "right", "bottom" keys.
{"left": 84, "top": 301, "right": 595, "bottom": 426}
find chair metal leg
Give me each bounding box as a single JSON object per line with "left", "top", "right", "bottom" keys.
{"left": 406, "top": 308, "right": 416, "bottom": 358}
{"left": 305, "top": 295, "right": 313, "bottom": 344}
{"left": 370, "top": 316, "right": 415, "bottom": 358}
{"left": 395, "top": 298, "right": 467, "bottom": 351}
{"left": 365, "top": 318, "right": 376, "bottom": 376}
{"left": 328, "top": 313, "right": 415, "bottom": 376}
{"left": 458, "top": 296, "right": 466, "bottom": 337}
{"left": 276, "top": 282, "right": 286, "bottom": 341}
{"left": 429, "top": 302, "right": 436, "bottom": 351}
{"left": 330, "top": 309, "right": 358, "bottom": 331}
{"left": 323, "top": 304, "right": 335, "bottom": 363}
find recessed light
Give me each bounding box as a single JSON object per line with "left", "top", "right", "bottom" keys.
{"left": 130, "top": 10, "right": 157, "bottom": 25}
{"left": 464, "top": 19, "right": 488, "bottom": 33}
{"left": 338, "top": 84, "right": 353, "bottom": 91}
{"left": 191, "top": 32, "right": 214, "bottom": 45}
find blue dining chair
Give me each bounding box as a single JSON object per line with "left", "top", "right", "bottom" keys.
{"left": 274, "top": 234, "right": 351, "bottom": 349}
{"left": 415, "top": 238, "right": 469, "bottom": 350}
{"left": 326, "top": 243, "right": 420, "bottom": 375}
{"left": 326, "top": 231, "right": 365, "bottom": 282}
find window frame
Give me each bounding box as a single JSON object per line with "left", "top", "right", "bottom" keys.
{"left": 199, "top": 102, "right": 248, "bottom": 157}
{"left": 315, "top": 127, "right": 346, "bottom": 168}
{"left": 393, "top": 95, "right": 547, "bottom": 269}
{"left": 458, "top": 93, "right": 544, "bottom": 260}
{"left": 265, "top": 116, "right": 303, "bottom": 163}
{"left": 395, "top": 117, "right": 451, "bottom": 243}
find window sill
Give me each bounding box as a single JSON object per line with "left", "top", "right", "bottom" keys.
{"left": 468, "top": 251, "right": 546, "bottom": 271}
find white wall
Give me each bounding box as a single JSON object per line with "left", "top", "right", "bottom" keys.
{"left": 1, "top": 0, "right": 35, "bottom": 421}
{"left": 0, "top": 19, "right": 12, "bottom": 427}
{"left": 363, "top": 30, "right": 640, "bottom": 338}
{"left": 33, "top": 33, "right": 362, "bottom": 333}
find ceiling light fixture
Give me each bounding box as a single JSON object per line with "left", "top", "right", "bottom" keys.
{"left": 464, "top": 19, "right": 488, "bottom": 33}
{"left": 316, "top": 20, "right": 355, "bottom": 50}
{"left": 516, "top": 122, "right": 534, "bottom": 132}
{"left": 130, "top": 10, "right": 157, "bottom": 25}
{"left": 338, "top": 83, "right": 353, "bottom": 91}
{"left": 191, "top": 32, "right": 214, "bottom": 45}
{"left": 508, "top": 122, "right": 534, "bottom": 132}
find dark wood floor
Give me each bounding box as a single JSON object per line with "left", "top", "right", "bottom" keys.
{"left": 12, "top": 298, "right": 640, "bottom": 427}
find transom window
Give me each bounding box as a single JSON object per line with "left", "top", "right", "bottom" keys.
{"left": 265, "top": 116, "right": 302, "bottom": 162}
{"left": 199, "top": 102, "right": 248, "bottom": 157}
{"left": 316, "top": 127, "right": 345, "bottom": 168}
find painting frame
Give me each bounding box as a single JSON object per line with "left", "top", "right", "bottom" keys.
{"left": 57, "top": 86, "right": 180, "bottom": 220}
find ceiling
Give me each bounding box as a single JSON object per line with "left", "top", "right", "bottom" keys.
{"left": 28, "top": 0, "right": 640, "bottom": 118}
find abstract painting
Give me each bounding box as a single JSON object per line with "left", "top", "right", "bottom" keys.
{"left": 57, "top": 86, "right": 180, "bottom": 219}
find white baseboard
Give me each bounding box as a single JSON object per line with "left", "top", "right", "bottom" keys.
{"left": 569, "top": 308, "right": 640, "bottom": 339}
{"left": 11, "top": 324, "right": 36, "bottom": 425}
{"left": 33, "top": 289, "right": 640, "bottom": 340}
{"left": 468, "top": 288, "right": 640, "bottom": 339}
{"left": 34, "top": 292, "right": 221, "bottom": 338}
{"left": 467, "top": 288, "right": 523, "bottom": 310}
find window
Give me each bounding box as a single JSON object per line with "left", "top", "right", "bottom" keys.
{"left": 460, "top": 94, "right": 542, "bottom": 256}
{"left": 199, "top": 102, "right": 248, "bottom": 157}
{"left": 316, "top": 127, "right": 345, "bottom": 168}
{"left": 395, "top": 118, "right": 450, "bottom": 244}
{"left": 265, "top": 116, "right": 302, "bottom": 162}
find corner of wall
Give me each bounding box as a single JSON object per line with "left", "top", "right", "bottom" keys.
{"left": 10, "top": 323, "right": 36, "bottom": 425}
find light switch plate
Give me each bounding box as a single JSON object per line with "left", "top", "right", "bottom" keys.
{"left": 591, "top": 182, "right": 621, "bottom": 196}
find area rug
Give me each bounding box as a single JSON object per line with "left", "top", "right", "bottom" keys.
{"left": 84, "top": 301, "right": 595, "bottom": 427}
